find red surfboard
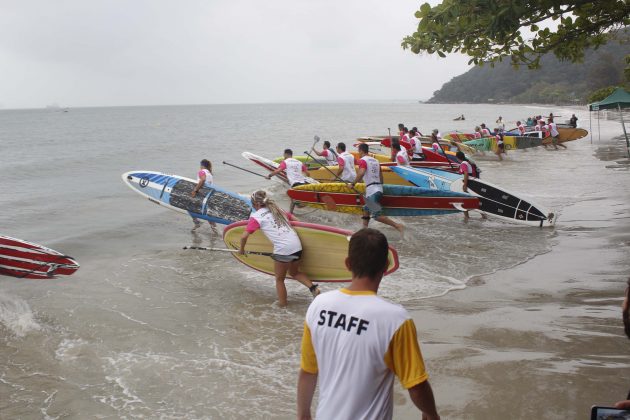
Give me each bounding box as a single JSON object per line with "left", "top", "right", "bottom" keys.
{"left": 0, "top": 236, "right": 80, "bottom": 279}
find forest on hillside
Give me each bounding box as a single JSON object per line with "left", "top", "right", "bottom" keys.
{"left": 429, "top": 37, "right": 629, "bottom": 104}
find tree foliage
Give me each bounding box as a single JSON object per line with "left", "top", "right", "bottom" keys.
{"left": 402, "top": 0, "right": 630, "bottom": 68}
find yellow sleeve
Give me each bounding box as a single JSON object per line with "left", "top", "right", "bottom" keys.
{"left": 300, "top": 322, "right": 318, "bottom": 374}
{"left": 383, "top": 318, "right": 428, "bottom": 389}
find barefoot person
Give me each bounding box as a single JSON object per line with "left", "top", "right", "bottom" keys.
{"left": 393, "top": 142, "right": 410, "bottom": 167}
{"left": 239, "top": 190, "right": 320, "bottom": 307}
{"left": 352, "top": 144, "right": 404, "bottom": 236}
{"left": 548, "top": 118, "right": 567, "bottom": 150}
{"left": 190, "top": 159, "right": 218, "bottom": 234}
{"left": 456, "top": 151, "right": 485, "bottom": 221}
{"left": 495, "top": 132, "right": 505, "bottom": 161}
{"left": 297, "top": 228, "right": 440, "bottom": 420}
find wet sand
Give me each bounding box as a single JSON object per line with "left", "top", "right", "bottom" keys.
{"left": 399, "top": 135, "right": 630, "bottom": 419}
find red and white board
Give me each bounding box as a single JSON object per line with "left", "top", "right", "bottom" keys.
{"left": 0, "top": 236, "right": 80, "bottom": 279}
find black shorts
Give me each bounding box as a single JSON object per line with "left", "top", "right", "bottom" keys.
{"left": 271, "top": 250, "right": 302, "bottom": 263}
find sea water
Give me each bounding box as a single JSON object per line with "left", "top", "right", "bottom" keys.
{"left": 0, "top": 102, "right": 610, "bottom": 418}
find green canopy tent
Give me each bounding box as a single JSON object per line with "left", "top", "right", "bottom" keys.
{"left": 588, "top": 87, "right": 630, "bottom": 158}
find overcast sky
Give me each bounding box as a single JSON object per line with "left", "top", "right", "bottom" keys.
{"left": 0, "top": 0, "right": 471, "bottom": 109}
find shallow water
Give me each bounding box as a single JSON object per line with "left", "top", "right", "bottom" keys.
{"left": 0, "top": 102, "right": 610, "bottom": 418}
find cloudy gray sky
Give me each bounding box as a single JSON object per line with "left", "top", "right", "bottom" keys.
{"left": 0, "top": 0, "right": 471, "bottom": 109}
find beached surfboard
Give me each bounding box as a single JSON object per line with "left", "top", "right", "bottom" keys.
{"left": 222, "top": 220, "right": 399, "bottom": 282}
{"left": 123, "top": 171, "right": 253, "bottom": 225}
{"left": 287, "top": 183, "right": 479, "bottom": 216}
{"left": 0, "top": 236, "right": 80, "bottom": 279}
{"left": 390, "top": 166, "right": 555, "bottom": 227}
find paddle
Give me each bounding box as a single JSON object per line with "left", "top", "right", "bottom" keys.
{"left": 303, "top": 150, "right": 382, "bottom": 213}
{"left": 222, "top": 161, "right": 269, "bottom": 179}
{"left": 183, "top": 246, "right": 273, "bottom": 257}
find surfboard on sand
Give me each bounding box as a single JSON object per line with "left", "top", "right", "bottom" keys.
{"left": 0, "top": 236, "right": 80, "bottom": 279}
{"left": 222, "top": 220, "right": 399, "bottom": 282}
{"left": 123, "top": 171, "right": 253, "bottom": 225}
{"left": 390, "top": 166, "right": 555, "bottom": 227}
{"left": 287, "top": 183, "right": 479, "bottom": 216}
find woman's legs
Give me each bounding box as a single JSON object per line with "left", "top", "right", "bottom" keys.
{"left": 288, "top": 260, "right": 320, "bottom": 297}
{"left": 274, "top": 261, "right": 290, "bottom": 307}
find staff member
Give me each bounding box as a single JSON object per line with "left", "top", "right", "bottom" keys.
{"left": 297, "top": 228, "right": 440, "bottom": 420}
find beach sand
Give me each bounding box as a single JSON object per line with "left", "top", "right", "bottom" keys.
{"left": 398, "top": 135, "right": 630, "bottom": 419}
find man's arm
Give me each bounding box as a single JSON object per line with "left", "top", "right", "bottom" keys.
{"left": 462, "top": 171, "right": 469, "bottom": 192}
{"left": 296, "top": 369, "right": 318, "bottom": 420}
{"left": 353, "top": 167, "right": 366, "bottom": 185}
{"left": 408, "top": 380, "right": 440, "bottom": 420}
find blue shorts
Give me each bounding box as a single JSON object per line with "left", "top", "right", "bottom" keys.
{"left": 363, "top": 191, "right": 383, "bottom": 218}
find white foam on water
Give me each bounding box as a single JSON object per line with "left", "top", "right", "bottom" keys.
{"left": 0, "top": 291, "right": 41, "bottom": 337}
{"left": 55, "top": 338, "right": 89, "bottom": 362}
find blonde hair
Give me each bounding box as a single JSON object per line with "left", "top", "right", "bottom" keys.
{"left": 250, "top": 190, "right": 290, "bottom": 228}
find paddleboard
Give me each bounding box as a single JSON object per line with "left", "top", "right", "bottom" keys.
{"left": 390, "top": 166, "right": 555, "bottom": 227}
{"left": 272, "top": 155, "right": 328, "bottom": 170}
{"left": 308, "top": 165, "right": 414, "bottom": 186}
{"left": 349, "top": 151, "right": 460, "bottom": 171}
{"left": 241, "top": 152, "right": 319, "bottom": 185}
{"left": 0, "top": 236, "right": 80, "bottom": 279}
{"left": 223, "top": 220, "right": 399, "bottom": 282}
{"left": 556, "top": 126, "right": 588, "bottom": 142}
{"left": 123, "top": 171, "right": 253, "bottom": 225}
{"left": 287, "top": 183, "right": 479, "bottom": 216}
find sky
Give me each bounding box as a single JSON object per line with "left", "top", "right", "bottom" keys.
{"left": 0, "top": 0, "right": 472, "bottom": 109}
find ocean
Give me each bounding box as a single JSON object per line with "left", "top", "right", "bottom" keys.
{"left": 0, "top": 102, "right": 622, "bottom": 418}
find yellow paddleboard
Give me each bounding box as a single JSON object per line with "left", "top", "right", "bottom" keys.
{"left": 308, "top": 166, "right": 413, "bottom": 186}
{"left": 223, "top": 221, "right": 399, "bottom": 282}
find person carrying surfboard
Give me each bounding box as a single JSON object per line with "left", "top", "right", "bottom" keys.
{"left": 547, "top": 118, "right": 567, "bottom": 150}
{"left": 351, "top": 143, "right": 404, "bottom": 237}
{"left": 495, "top": 132, "right": 505, "bottom": 161}
{"left": 335, "top": 142, "right": 357, "bottom": 183}
{"left": 409, "top": 129, "right": 425, "bottom": 160}
{"left": 311, "top": 141, "right": 338, "bottom": 165}
{"left": 456, "top": 151, "right": 486, "bottom": 221}
{"left": 239, "top": 190, "right": 320, "bottom": 307}
{"left": 266, "top": 149, "right": 310, "bottom": 187}
{"left": 191, "top": 159, "right": 219, "bottom": 234}
{"left": 297, "top": 228, "right": 440, "bottom": 420}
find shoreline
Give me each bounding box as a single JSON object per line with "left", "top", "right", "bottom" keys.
{"left": 400, "top": 134, "right": 630, "bottom": 419}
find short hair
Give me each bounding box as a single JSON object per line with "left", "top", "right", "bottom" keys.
{"left": 337, "top": 142, "right": 346, "bottom": 152}
{"left": 358, "top": 143, "right": 369, "bottom": 154}
{"left": 403, "top": 127, "right": 409, "bottom": 133}
{"left": 323, "top": 141, "right": 331, "bottom": 148}
{"left": 392, "top": 143, "right": 401, "bottom": 151}
{"left": 455, "top": 151, "right": 466, "bottom": 161}
{"left": 284, "top": 148, "right": 293, "bottom": 156}
{"left": 398, "top": 123, "right": 404, "bottom": 129}
{"left": 348, "top": 228, "right": 389, "bottom": 279}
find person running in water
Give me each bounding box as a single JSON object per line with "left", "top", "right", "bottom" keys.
{"left": 335, "top": 142, "right": 357, "bottom": 183}
{"left": 456, "top": 151, "right": 485, "bottom": 221}
{"left": 239, "top": 190, "right": 320, "bottom": 307}
{"left": 352, "top": 144, "right": 404, "bottom": 237}
{"left": 191, "top": 159, "right": 218, "bottom": 234}
{"left": 311, "top": 141, "right": 338, "bottom": 166}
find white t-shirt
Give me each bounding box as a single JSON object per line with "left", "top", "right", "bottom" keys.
{"left": 197, "top": 169, "right": 213, "bottom": 188}
{"left": 459, "top": 160, "right": 473, "bottom": 175}
{"left": 322, "top": 149, "right": 338, "bottom": 165}
{"left": 548, "top": 122, "right": 559, "bottom": 137}
{"left": 410, "top": 136, "right": 423, "bottom": 154}
{"left": 395, "top": 150, "right": 410, "bottom": 167}
{"left": 247, "top": 208, "right": 301, "bottom": 255}
{"left": 359, "top": 156, "right": 383, "bottom": 196}
{"left": 481, "top": 128, "right": 491, "bottom": 136}
{"left": 301, "top": 288, "right": 429, "bottom": 420}
{"left": 280, "top": 158, "right": 307, "bottom": 186}
{"left": 337, "top": 151, "right": 356, "bottom": 182}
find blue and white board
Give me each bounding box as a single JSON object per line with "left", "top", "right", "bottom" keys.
{"left": 122, "top": 171, "right": 253, "bottom": 225}
{"left": 391, "top": 166, "right": 555, "bottom": 227}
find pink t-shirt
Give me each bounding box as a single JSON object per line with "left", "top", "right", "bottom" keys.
{"left": 459, "top": 161, "right": 473, "bottom": 175}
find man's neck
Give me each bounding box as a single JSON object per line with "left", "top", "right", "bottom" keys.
{"left": 346, "top": 275, "right": 381, "bottom": 294}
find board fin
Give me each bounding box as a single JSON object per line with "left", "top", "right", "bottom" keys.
{"left": 450, "top": 202, "right": 467, "bottom": 212}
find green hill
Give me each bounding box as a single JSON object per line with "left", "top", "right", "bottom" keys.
{"left": 429, "top": 38, "right": 629, "bottom": 104}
